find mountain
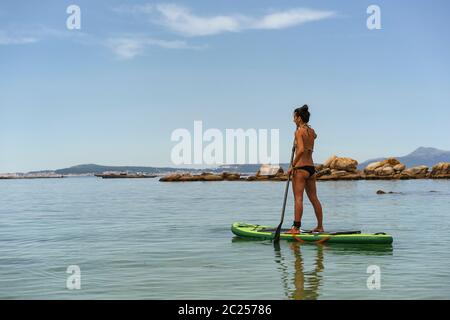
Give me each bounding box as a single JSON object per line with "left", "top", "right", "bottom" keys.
{"left": 32, "top": 163, "right": 288, "bottom": 175}
{"left": 35, "top": 164, "right": 196, "bottom": 175}
{"left": 358, "top": 147, "right": 450, "bottom": 169}
{"left": 28, "top": 147, "right": 449, "bottom": 175}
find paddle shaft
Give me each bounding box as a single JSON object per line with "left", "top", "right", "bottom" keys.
{"left": 273, "top": 135, "right": 297, "bottom": 243}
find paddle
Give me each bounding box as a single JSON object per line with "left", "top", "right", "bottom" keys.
{"left": 273, "top": 133, "right": 297, "bottom": 243}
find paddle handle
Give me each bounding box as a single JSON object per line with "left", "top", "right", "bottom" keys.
{"left": 273, "top": 138, "right": 296, "bottom": 243}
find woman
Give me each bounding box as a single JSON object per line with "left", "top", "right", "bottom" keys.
{"left": 287, "top": 105, "right": 324, "bottom": 233}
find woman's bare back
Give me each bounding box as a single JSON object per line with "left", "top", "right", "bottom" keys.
{"left": 295, "top": 126, "right": 316, "bottom": 167}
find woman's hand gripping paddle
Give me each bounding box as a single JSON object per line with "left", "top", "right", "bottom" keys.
{"left": 273, "top": 134, "right": 296, "bottom": 243}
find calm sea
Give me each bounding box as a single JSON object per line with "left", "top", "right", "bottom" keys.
{"left": 0, "top": 177, "right": 449, "bottom": 299}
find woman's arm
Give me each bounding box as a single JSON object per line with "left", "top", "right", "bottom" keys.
{"left": 292, "top": 129, "right": 304, "bottom": 167}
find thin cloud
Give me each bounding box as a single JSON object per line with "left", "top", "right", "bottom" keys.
{"left": 117, "top": 4, "right": 336, "bottom": 37}
{"left": 106, "top": 36, "right": 206, "bottom": 59}
{"left": 0, "top": 31, "right": 39, "bottom": 45}
{"left": 154, "top": 4, "right": 244, "bottom": 36}
{"left": 0, "top": 26, "right": 85, "bottom": 46}
{"left": 251, "top": 9, "right": 335, "bottom": 30}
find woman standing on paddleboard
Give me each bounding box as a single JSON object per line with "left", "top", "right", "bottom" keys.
{"left": 287, "top": 105, "right": 324, "bottom": 234}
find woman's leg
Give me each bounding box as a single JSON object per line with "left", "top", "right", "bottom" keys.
{"left": 292, "top": 170, "right": 308, "bottom": 225}
{"left": 305, "top": 174, "right": 324, "bottom": 232}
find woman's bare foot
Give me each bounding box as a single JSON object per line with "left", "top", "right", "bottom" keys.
{"left": 285, "top": 227, "right": 301, "bottom": 234}
{"left": 313, "top": 226, "right": 324, "bottom": 233}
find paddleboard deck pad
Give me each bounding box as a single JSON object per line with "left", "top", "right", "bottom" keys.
{"left": 231, "top": 222, "right": 393, "bottom": 244}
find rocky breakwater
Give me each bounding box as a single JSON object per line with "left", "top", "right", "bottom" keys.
{"left": 363, "top": 158, "right": 430, "bottom": 179}
{"left": 158, "top": 160, "right": 450, "bottom": 182}
{"left": 159, "top": 172, "right": 241, "bottom": 182}
{"left": 430, "top": 162, "right": 450, "bottom": 179}
{"left": 318, "top": 157, "right": 448, "bottom": 180}
{"left": 246, "top": 164, "right": 287, "bottom": 181}
{"left": 316, "top": 155, "right": 361, "bottom": 180}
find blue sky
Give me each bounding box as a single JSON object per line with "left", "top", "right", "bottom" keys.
{"left": 1, "top": 0, "right": 450, "bottom": 172}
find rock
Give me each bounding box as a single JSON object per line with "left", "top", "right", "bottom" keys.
{"left": 323, "top": 155, "right": 337, "bottom": 168}
{"left": 178, "top": 174, "right": 197, "bottom": 181}
{"left": 374, "top": 167, "right": 383, "bottom": 175}
{"left": 431, "top": 162, "right": 450, "bottom": 177}
{"left": 316, "top": 175, "right": 334, "bottom": 181}
{"left": 430, "top": 174, "right": 450, "bottom": 179}
{"left": 393, "top": 163, "right": 406, "bottom": 172}
{"left": 159, "top": 173, "right": 182, "bottom": 182}
{"left": 246, "top": 175, "right": 267, "bottom": 181}
{"left": 256, "top": 164, "right": 283, "bottom": 176}
{"left": 316, "top": 168, "right": 331, "bottom": 177}
{"left": 315, "top": 164, "right": 325, "bottom": 172}
{"left": 365, "top": 158, "right": 403, "bottom": 175}
{"left": 363, "top": 173, "right": 396, "bottom": 180}
{"left": 201, "top": 174, "right": 224, "bottom": 181}
{"left": 329, "top": 157, "right": 358, "bottom": 172}
{"left": 376, "top": 166, "right": 394, "bottom": 176}
{"left": 365, "top": 161, "right": 383, "bottom": 174}
{"left": 376, "top": 189, "right": 402, "bottom": 194}
{"left": 402, "top": 165, "right": 428, "bottom": 176}
{"left": 222, "top": 172, "right": 241, "bottom": 180}
{"left": 160, "top": 172, "right": 227, "bottom": 182}
{"left": 380, "top": 158, "right": 401, "bottom": 167}
{"left": 330, "top": 170, "right": 349, "bottom": 177}
{"left": 335, "top": 172, "right": 363, "bottom": 180}
{"left": 160, "top": 171, "right": 239, "bottom": 182}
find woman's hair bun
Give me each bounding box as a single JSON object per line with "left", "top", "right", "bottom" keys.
{"left": 294, "top": 104, "right": 311, "bottom": 123}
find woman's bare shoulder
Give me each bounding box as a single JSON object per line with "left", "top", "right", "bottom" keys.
{"left": 303, "top": 126, "right": 318, "bottom": 139}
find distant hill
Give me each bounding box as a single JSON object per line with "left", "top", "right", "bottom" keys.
{"left": 49, "top": 163, "right": 291, "bottom": 175}
{"left": 31, "top": 163, "right": 288, "bottom": 175}
{"left": 358, "top": 147, "right": 450, "bottom": 169}
{"left": 37, "top": 164, "right": 196, "bottom": 175}
{"left": 28, "top": 147, "right": 448, "bottom": 175}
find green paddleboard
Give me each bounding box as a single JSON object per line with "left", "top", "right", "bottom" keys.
{"left": 231, "top": 222, "right": 393, "bottom": 245}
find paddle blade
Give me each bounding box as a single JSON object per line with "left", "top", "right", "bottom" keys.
{"left": 273, "top": 223, "right": 282, "bottom": 243}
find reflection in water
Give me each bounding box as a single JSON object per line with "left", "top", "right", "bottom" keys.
{"left": 274, "top": 242, "right": 323, "bottom": 300}
{"left": 273, "top": 242, "right": 393, "bottom": 300}
{"left": 290, "top": 243, "right": 324, "bottom": 300}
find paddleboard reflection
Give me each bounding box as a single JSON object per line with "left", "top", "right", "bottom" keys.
{"left": 232, "top": 237, "right": 392, "bottom": 300}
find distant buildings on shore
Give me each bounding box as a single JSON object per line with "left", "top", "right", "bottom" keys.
{"left": 0, "top": 171, "right": 158, "bottom": 179}
{"left": 0, "top": 172, "right": 65, "bottom": 179}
